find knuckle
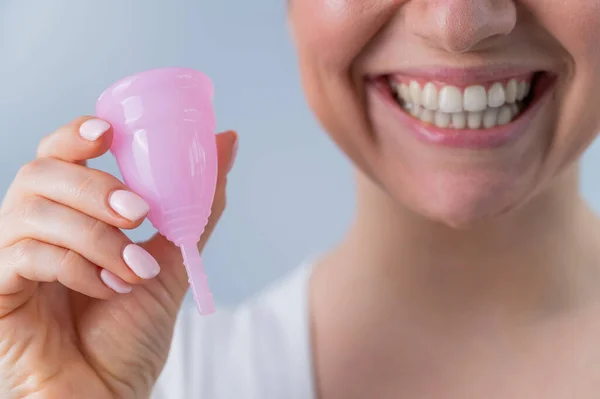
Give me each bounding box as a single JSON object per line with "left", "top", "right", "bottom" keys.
{"left": 0, "top": 197, "right": 48, "bottom": 247}
{"left": 8, "top": 239, "right": 35, "bottom": 267}
{"left": 73, "top": 171, "right": 101, "bottom": 200}
{"left": 82, "top": 216, "right": 111, "bottom": 242}
{"left": 0, "top": 212, "right": 14, "bottom": 245}
{"left": 36, "top": 135, "right": 52, "bottom": 157}
{"left": 72, "top": 169, "right": 121, "bottom": 204}
{"left": 17, "top": 196, "right": 49, "bottom": 223}
{"left": 56, "top": 249, "right": 81, "bottom": 284}
{"left": 16, "top": 158, "right": 48, "bottom": 181}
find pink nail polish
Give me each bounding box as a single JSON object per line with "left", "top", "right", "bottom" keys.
{"left": 109, "top": 190, "right": 150, "bottom": 221}
{"left": 100, "top": 269, "right": 132, "bottom": 294}
{"left": 123, "top": 244, "right": 161, "bottom": 279}
{"left": 79, "top": 119, "right": 111, "bottom": 141}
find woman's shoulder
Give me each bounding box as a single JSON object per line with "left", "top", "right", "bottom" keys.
{"left": 152, "top": 265, "right": 315, "bottom": 399}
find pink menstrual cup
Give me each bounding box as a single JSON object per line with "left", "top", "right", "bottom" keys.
{"left": 96, "top": 67, "right": 218, "bottom": 315}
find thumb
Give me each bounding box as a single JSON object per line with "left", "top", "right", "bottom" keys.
{"left": 140, "top": 130, "right": 238, "bottom": 296}
{"left": 37, "top": 116, "right": 114, "bottom": 165}
{"left": 199, "top": 130, "right": 238, "bottom": 250}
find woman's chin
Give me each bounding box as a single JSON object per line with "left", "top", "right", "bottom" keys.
{"left": 415, "top": 202, "right": 512, "bottom": 230}
{"left": 407, "top": 196, "right": 519, "bottom": 230}
{"left": 382, "top": 169, "right": 538, "bottom": 229}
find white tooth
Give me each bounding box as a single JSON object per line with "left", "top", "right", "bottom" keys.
{"left": 420, "top": 109, "right": 434, "bottom": 123}
{"left": 434, "top": 111, "right": 451, "bottom": 128}
{"left": 523, "top": 81, "right": 531, "bottom": 98}
{"left": 409, "top": 81, "right": 422, "bottom": 106}
{"left": 439, "top": 86, "right": 463, "bottom": 113}
{"left": 488, "top": 83, "right": 506, "bottom": 107}
{"left": 467, "top": 111, "right": 483, "bottom": 129}
{"left": 517, "top": 81, "right": 527, "bottom": 100}
{"left": 497, "top": 106, "right": 512, "bottom": 125}
{"left": 483, "top": 107, "right": 499, "bottom": 128}
{"left": 409, "top": 105, "right": 422, "bottom": 117}
{"left": 452, "top": 112, "right": 467, "bottom": 129}
{"left": 510, "top": 103, "right": 519, "bottom": 117}
{"left": 505, "top": 79, "right": 518, "bottom": 103}
{"left": 422, "top": 83, "right": 439, "bottom": 110}
{"left": 400, "top": 83, "right": 410, "bottom": 101}
{"left": 463, "top": 85, "right": 488, "bottom": 112}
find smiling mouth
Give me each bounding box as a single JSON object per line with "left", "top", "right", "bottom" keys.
{"left": 380, "top": 71, "right": 555, "bottom": 130}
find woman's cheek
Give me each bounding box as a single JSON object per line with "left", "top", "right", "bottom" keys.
{"left": 521, "top": 0, "right": 600, "bottom": 168}
{"left": 291, "top": 0, "right": 399, "bottom": 69}
{"left": 522, "top": 0, "right": 600, "bottom": 57}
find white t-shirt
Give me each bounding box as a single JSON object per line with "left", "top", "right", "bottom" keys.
{"left": 151, "top": 266, "right": 315, "bottom": 399}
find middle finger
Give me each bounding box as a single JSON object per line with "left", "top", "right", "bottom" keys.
{"left": 0, "top": 197, "right": 160, "bottom": 285}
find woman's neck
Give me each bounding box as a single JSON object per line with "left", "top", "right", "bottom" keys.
{"left": 320, "top": 164, "right": 600, "bottom": 322}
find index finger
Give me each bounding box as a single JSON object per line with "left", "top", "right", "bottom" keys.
{"left": 37, "top": 116, "right": 113, "bottom": 164}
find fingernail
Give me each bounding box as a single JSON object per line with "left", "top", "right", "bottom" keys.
{"left": 79, "top": 119, "right": 111, "bottom": 141}
{"left": 123, "top": 244, "right": 161, "bottom": 279}
{"left": 100, "top": 269, "right": 132, "bottom": 294}
{"left": 109, "top": 190, "right": 150, "bottom": 221}
{"left": 228, "top": 133, "right": 238, "bottom": 173}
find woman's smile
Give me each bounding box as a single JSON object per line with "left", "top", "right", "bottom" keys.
{"left": 291, "top": 0, "right": 599, "bottom": 226}
{"left": 370, "top": 68, "right": 557, "bottom": 149}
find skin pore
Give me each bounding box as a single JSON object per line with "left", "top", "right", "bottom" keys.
{"left": 288, "top": 1, "right": 600, "bottom": 397}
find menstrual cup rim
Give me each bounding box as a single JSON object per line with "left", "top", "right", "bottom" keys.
{"left": 95, "top": 66, "right": 214, "bottom": 117}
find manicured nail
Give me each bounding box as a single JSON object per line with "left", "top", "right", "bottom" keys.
{"left": 109, "top": 190, "right": 150, "bottom": 221}
{"left": 228, "top": 133, "right": 238, "bottom": 173}
{"left": 79, "top": 119, "right": 111, "bottom": 141}
{"left": 100, "top": 269, "right": 132, "bottom": 294}
{"left": 123, "top": 244, "right": 161, "bottom": 279}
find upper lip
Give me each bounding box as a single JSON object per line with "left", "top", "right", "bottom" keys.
{"left": 375, "top": 64, "right": 555, "bottom": 86}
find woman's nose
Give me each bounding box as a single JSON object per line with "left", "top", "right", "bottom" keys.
{"left": 405, "top": 0, "right": 517, "bottom": 53}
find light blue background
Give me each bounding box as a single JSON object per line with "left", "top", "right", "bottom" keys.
{"left": 0, "top": 1, "right": 597, "bottom": 306}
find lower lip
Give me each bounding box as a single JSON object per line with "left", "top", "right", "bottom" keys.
{"left": 371, "top": 75, "right": 555, "bottom": 150}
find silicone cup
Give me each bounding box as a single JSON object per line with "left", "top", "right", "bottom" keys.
{"left": 96, "top": 67, "right": 218, "bottom": 315}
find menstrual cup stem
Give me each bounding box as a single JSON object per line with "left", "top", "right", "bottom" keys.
{"left": 180, "top": 241, "right": 215, "bottom": 315}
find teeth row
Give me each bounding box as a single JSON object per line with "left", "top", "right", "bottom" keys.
{"left": 404, "top": 103, "right": 521, "bottom": 129}
{"left": 394, "top": 79, "right": 531, "bottom": 113}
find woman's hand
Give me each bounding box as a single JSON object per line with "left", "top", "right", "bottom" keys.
{"left": 0, "top": 117, "right": 237, "bottom": 399}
